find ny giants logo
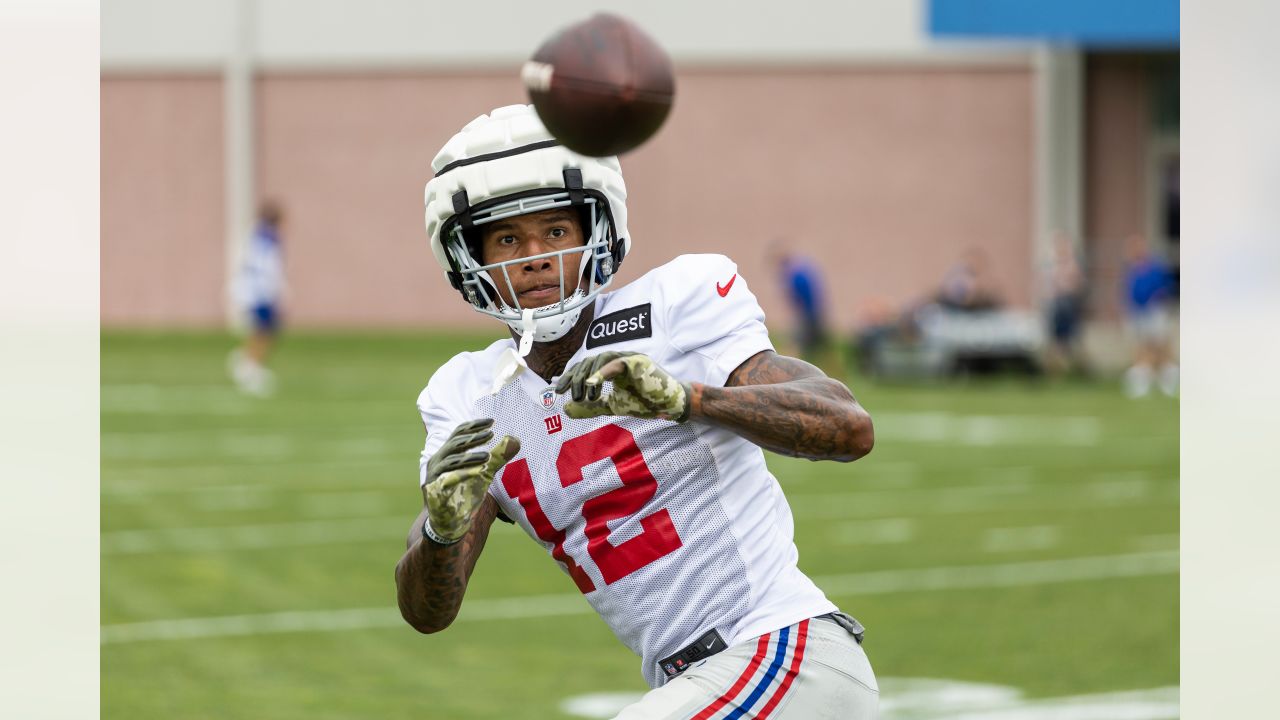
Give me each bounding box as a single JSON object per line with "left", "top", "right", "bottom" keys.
{"left": 544, "top": 415, "right": 563, "bottom": 434}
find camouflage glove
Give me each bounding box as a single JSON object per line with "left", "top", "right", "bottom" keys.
{"left": 555, "top": 351, "right": 692, "bottom": 422}
{"left": 422, "top": 419, "right": 521, "bottom": 545}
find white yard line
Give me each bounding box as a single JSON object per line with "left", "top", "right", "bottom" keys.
{"left": 101, "top": 384, "right": 253, "bottom": 415}
{"left": 101, "top": 423, "right": 408, "bottom": 439}
{"left": 828, "top": 518, "right": 916, "bottom": 545}
{"left": 791, "top": 482, "right": 1035, "bottom": 518}
{"left": 165, "top": 488, "right": 396, "bottom": 515}
{"left": 791, "top": 477, "right": 1172, "bottom": 519}
{"left": 101, "top": 383, "right": 408, "bottom": 415}
{"left": 815, "top": 550, "right": 1178, "bottom": 597}
{"left": 102, "top": 434, "right": 403, "bottom": 462}
{"left": 1132, "top": 533, "right": 1180, "bottom": 552}
{"left": 103, "top": 434, "right": 295, "bottom": 462}
{"left": 100, "top": 551, "right": 1178, "bottom": 644}
{"left": 100, "top": 516, "right": 409, "bottom": 555}
{"left": 298, "top": 491, "right": 397, "bottom": 518}
{"left": 101, "top": 458, "right": 411, "bottom": 494}
{"left": 100, "top": 592, "right": 591, "bottom": 644}
{"left": 936, "top": 686, "right": 1180, "bottom": 720}
{"left": 185, "top": 487, "right": 279, "bottom": 512}
{"left": 1088, "top": 477, "right": 1152, "bottom": 504}
{"left": 872, "top": 412, "right": 1103, "bottom": 447}
{"left": 981, "top": 525, "right": 1062, "bottom": 553}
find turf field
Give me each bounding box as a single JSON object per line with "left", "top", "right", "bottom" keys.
{"left": 101, "top": 331, "right": 1179, "bottom": 719}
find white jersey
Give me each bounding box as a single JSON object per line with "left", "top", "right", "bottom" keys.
{"left": 232, "top": 225, "right": 284, "bottom": 307}
{"left": 416, "top": 254, "right": 836, "bottom": 688}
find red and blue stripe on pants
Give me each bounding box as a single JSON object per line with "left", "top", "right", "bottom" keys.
{"left": 688, "top": 619, "right": 810, "bottom": 720}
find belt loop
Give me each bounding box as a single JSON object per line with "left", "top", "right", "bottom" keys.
{"left": 818, "top": 611, "right": 866, "bottom": 644}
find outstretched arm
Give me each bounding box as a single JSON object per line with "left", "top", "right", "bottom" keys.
{"left": 394, "top": 420, "right": 519, "bottom": 634}
{"left": 559, "top": 349, "right": 872, "bottom": 463}
{"left": 693, "top": 350, "right": 873, "bottom": 462}
{"left": 395, "top": 495, "right": 499, "bottom": 634}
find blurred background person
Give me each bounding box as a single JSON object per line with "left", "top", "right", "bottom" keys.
{"left": 1121, "top": 233, "right": 1178, "bottom": 397}
{"left": 771, "top": 242, "right": 840, "bottom": 376}
{"left": 936, "top": 246, "right": 1003, "bottom": 312}
{"left": 228, "top": 201, "right": 286, "bottom": 396}
{"left": 1045, "top": 231, "right": 1088, "bottom": 377}
{"left": 850, "top": 296, "right": 899, "bottom": 377}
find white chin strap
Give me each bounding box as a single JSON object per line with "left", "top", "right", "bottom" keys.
{"left": 487, "top": 293, "right": 586, "bottom": 395}
{"left": 502, "top": 290, "right": 588, "bottom": 347}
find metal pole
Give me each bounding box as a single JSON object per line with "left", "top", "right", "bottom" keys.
{"left": 224, "top": 0, "right": 255, "bottom": 327}
{"left": 1032, "top": 45, "right": 1083, "bottom": 309}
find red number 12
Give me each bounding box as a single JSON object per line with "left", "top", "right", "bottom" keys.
{"left": 501, "top": 424, "right": 683, "bottom": 593}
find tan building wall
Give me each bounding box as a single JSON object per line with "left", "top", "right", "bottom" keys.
{"left": 102, "top": 64, "right": 1034, "bottom": 333}
{"left": 101, "top": 75, "right": 227, "bottom": 326}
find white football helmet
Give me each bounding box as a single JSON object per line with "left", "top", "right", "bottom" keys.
{"left": 424, "top": 104, "right": 630, "bottom": 342}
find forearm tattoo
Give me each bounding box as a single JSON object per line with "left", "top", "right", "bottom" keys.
{"left": 396, "top": 496, "right": 498, "bottom": 632}
{"left": 698, "top": 350, "right": 873, "bottom": 462}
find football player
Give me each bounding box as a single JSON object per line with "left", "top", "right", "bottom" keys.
{"left": 396, "top": 105, "right": 879, "bottom": 718}
{"left": 228, "top": 200, "right": 285, "bottom": 397}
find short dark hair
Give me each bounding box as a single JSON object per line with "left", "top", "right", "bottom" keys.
{"left": 259, "top": 200, "right": 283, "bottom": 227}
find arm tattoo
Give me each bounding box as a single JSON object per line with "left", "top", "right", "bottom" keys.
{"left": 726, "top": 349, "right": 829, "bottom": 387}
{"left": 694, "top": 350, "right": 874, "bottom": 462}
{"left": 395, "top": 494, "right": 498, "bottom": 633}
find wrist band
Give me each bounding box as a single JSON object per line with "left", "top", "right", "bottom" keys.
{"left": 421, "top": 515, "right": 461, "bottom": 546}
{"left": 675, "top": 382, "right": 694, "bottom": 423}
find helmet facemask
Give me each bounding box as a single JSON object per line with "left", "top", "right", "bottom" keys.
{"left": 441, "top": 190, "right": 617, "bottom": 343}
{"left": 424, "top": 106, "right": 631, "bottom": 351}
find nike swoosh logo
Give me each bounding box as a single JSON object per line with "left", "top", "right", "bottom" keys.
{"left": 716, "top": 274, "right": 737, "bottom": 297}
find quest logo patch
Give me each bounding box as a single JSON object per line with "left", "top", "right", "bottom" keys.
{"left": 585, "top": 303, "right": 653, "bottom": 349}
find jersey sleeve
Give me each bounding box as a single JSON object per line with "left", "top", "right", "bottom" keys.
{"left": 415, "top": 354, "right": 482, "bottom": 487}
{"left": 416, "top": 352, "right": 517, "bottom": 524}
{"left": 658, "top": 254, "right": 774, "bottom": 387}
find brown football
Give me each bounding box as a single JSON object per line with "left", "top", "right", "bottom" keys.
{"left": 522, "top": 13, "right": 675, "bottom": 157}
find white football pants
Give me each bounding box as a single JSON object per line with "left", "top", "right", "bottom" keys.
{"left": 613, "top": 616, "right": 879, "bottom": 719}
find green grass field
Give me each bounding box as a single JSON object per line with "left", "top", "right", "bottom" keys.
{"left": 102, "top": 331, "right": 1179, "bottom": 719}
